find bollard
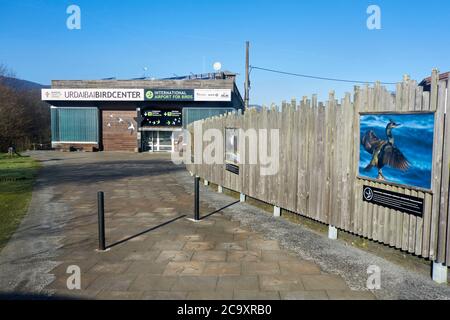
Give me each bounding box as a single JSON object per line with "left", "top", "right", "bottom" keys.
{"left": 273, "top": 206, "right": 281, "bottom": 217}
{"left": 328, "top": 225, "right": 338, "bottom": 240}
{"left": 194, "top": 176, "right": 200, "bottom": 221}
{"left": 97, "top": 191, "right": 106, "bottom": 251}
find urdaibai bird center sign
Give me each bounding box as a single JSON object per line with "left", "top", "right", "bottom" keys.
{"left": 41, "top": 88, "right": 232, "bottom": 102}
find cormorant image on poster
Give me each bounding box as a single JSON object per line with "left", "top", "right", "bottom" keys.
{"left": 359, "top": 113, "right": 434, "bottom": 190}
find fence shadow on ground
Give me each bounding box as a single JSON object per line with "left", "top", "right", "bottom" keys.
{"left": 106, "top": 214, "right": 186, "bottom": 249}
{"left": 200, "top": 200, "right": 240, "bottom": 220}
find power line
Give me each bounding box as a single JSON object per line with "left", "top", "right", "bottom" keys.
{"left": 250, "top": 66, "right": 397, "bottom": 85}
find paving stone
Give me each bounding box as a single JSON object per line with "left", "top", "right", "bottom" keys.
{"left": 261, "top": 250, "right": 299, "bottom": 262}
{"left": 184, "top": 241, "right": 215, "bottom": 251}
{"left": 89, "top": 262, "right": 132, "bottom": 274}
{"left": 301, "top": 275, "right": 348, "bottom": 291}
{"left": 142, "top": 291, "right": 188, "bottom": 300}
{"left": 87, "top": 274, "right": 137, "bottom": 291}
{"left": 280, "top": 290, "right": 329, "bottom": 300}
{"left": 259, "top": 275, "right": 304, "bottom": 291}
{"left": 227, "top": 250, "right": 261, "bottom": 262}
{"left": 171, "top": 276, "right": 218, "bottom": 291}
{"left": 163, "top": 261, "right": 206, "bottom": 276}
{"left": 203, "top": 262, "right": 242, "bottom": 276}
{"left": 216, "top": 242, "right": 247, "bottom": 251}
{"left": 129, "top": 275, "right": 177, "bottom": 291}
{"left": 192, "top": 251, "right": 227, "bottom": 262}
{"left": 217, "top": 276, "right": 259, "bottom": 291}
{"left": 187, "top": 291, "right": 233, "bottom": 300}
{"left": 156, "top": 250, "right": 193, "bottom": 263}
{"left": 125, "top": 261, "right": 167, "bottom": 275}
{"left": 247, "top": 239, "right": 280, "bottom": 251}
{"left": 242, "top": 262, "right": 280, "bottom": 275}
{"left": 234, "top": 290, "right": 280, "bottom": 300}
{"left": 279, "top": 261, "right": 321, "bottom": 275}
{"left": 123, "top": 251, "right": 161, "bottom": 261}
{"left": 96, "top": 290, "right": 143, "bottom": 300}
{"left": 225, "top": 227, "right": 251, "bottom": 235}
{"left": 175, "top": 234, "right": 204, "bottom": 241}
{"left": 152, "top": 240, "right": 186, "bottom": 250}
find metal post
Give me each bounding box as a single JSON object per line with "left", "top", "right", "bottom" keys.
{"left": 244, "top": 41, "right": 250, "bottom": 109}
{"left": 97, "top": 191, "right": 106, "bottom": 251}
{"left": 194, "top": 176, "right": 200, "bottom": 221}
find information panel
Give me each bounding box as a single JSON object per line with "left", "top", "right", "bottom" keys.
{"left": 141, "top": 110, "right": 182, "bottom": 127}
{"left": 362, "top": 185, "right": 424, "bottom": 217}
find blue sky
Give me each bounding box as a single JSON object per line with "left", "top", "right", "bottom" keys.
{"left": 0, "top": 0, "right": 449, "bottom": 104}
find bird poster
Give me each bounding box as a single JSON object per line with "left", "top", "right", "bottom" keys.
{"left": 359, "top": 113, "right": 434, "bottom": 190}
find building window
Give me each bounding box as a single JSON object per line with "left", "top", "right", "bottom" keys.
{"left": 182, "top": 107, "right": 235, "bottom": 128}
{"left": 51, "top": 107, "right": 98, "bottom": 143}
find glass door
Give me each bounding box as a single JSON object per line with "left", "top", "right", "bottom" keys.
{"left": 143, "top": 131, "right": 157, "bottom": 152}
{"left": 158, "top": 131, "right": 173, "bottom": 152}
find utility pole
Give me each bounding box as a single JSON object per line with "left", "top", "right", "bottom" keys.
{"left": 244, "top": 41, "right": 250, "bottom": 109}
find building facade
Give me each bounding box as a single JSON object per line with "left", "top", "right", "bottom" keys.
{"left": 42, "top": 72, "right": 244, "bottom": 152}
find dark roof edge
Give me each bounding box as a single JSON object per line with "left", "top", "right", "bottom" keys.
{"left": 52, "top": 78, "right": 236, "bottom": 90}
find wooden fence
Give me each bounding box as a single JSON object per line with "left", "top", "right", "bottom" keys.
{"left": 187, "top": 70, "right": 450, "bottom": 266}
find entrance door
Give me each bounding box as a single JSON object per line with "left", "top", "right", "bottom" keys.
{"left": 142, "top": 131, "right": 174, "bottom": 152}
{"left": 144, "top": 131, "right": 157, "bottom": 152}
{"left": 158, "top": 131, "right": 173, "bottom": 152}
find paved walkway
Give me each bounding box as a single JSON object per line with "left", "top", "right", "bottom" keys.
{"left": 0, "top": 151, "right": 374, "bottom": 300}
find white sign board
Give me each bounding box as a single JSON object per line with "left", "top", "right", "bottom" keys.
{"left": 194, "top": 89, "right": 231, "bottom": 102}
{"left": 42, "top": 89, "right": 144, "bottom": 101}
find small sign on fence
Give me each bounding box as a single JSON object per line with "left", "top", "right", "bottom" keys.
{"left": 225, "top": 128, "right": 240, "bottom": 175}
{"left": 362, "top": 185, "right": 424, "bottom": 217}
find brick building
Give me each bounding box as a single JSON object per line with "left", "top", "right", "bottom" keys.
{"left": 42, "top": 72, "right": 244, "bottom": 152}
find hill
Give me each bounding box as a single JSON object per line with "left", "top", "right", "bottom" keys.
{"left": 0, "top": 76, "right": 49, "bottom": 91}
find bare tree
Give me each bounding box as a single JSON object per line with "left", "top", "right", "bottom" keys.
{"left": 0, "top": 63, "right": 50, "bottom": 152}
{"left": 0, "top": 63, "right": 16, "bottom": 78}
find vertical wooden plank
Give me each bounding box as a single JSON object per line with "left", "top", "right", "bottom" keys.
{"left": 394, "top": 82, "right": 403, "bottom": 248}
{"left": 400, "top": 77, "right": 410, "bottom": 250}
{"left": 421, "top": 90, "right": 432, "bottom": 257}
{"left": 407, "top": 80, "right": 418, "bottom": 252}
{"left": 297, "top": 97, "right": 308, "bottom": 214}
{"left": 414, "top": 85, "right": 424, "bottom": 255}
{"left": 308, "top": 96, "right": 318, "bottom": 219}
{"left": 290, "top": 98, "right": 299, "bottom": 212}
{"left": 316, "top": 102, "right": 326, "bottom": 220}
{"left": 415, "top": 191, "right": 425, "bottom": 255}
{"left": 327, "top": 92, "right": 337, "bottom": 225}
{"left": 437, "top": 79, "right": 449, "bottom": 263}
{"left": 323, "top": 97, "right": 331, "bottom": 224}
{"left": 342, "top": 93, "right": 352, "bottom": 230}
{"left": 446, "top": 79, "right": 450, "bottom": 266}
{"left": 408, "top": 190, "right": 418, "bottom": 253}
{"left": 374, "top": 82, "right": 384, "bottom": 243}
{"left": 352, "top": 86, "right": 362, "bottom": 234}
{"left": 335, "top": 100, "right": 344, "bottom": 227}
{"left": 361, "top": 86, "right": 371, "bottom": 237}
{"left": 429, "top": 70, "right": 444, "bottom": 260}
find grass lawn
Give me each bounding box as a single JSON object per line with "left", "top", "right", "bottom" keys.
{"left": 0, "top": 153, "right": 40, "bottom": 251}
